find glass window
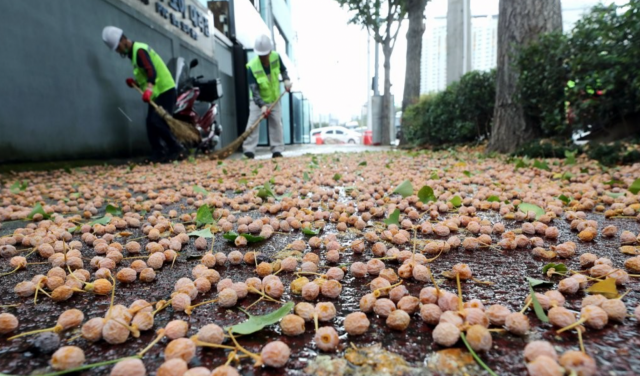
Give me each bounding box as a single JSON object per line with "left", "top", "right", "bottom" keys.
{"left": 336, "top": 130, "right": 344, "bottom": 135}
{"left": 326, "top": 130, "right": 334, "bottom": 135}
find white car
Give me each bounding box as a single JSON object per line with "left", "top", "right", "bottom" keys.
{"left": 310, "top": 126, "right": 361, "bottom": 144}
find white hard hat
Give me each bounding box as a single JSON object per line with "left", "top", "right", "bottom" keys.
{"left": 102, "top": 26, "right": 123, "bottom": 51}
{"left": 254, "top": 34, "right": 273, "bottom": 56}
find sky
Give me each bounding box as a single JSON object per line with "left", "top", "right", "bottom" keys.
{"left": 291, "top": 0, "right": 623, "bottom": 124}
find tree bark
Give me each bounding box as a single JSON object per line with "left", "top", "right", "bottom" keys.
{"left": 400, "top": 0, "right": 428, "bottom": 146}
{"left": 487, "top": 0, "right": 562, "bottom": 153}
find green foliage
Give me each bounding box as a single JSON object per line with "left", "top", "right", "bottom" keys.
{"left": 403, "top": 70, "right": 496, "bottom": 146}
{"left": 586, "top": 142, "right": 640, "bottom": 166}
{"left": 513, "top": 139, "right": 582, "bottom": 159}
{"left": 565, "top": 1, "right": 640, "bottom": 132}
{"left": 516, "top": 32, "right": 569, "bottom": 136}
{"left": 226, "top": 302, "right": 294, "bottom": 335}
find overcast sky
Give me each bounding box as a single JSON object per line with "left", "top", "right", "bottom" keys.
{"left": 291, "top": 0, "right": 622, "bottom": 123}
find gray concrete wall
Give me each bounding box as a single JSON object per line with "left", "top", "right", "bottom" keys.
{"left": 0, "top": 0, "right": 224, "bottom": 163}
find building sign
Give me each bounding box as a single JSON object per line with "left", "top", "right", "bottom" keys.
{"left": 153, "top": 0, "right": 210, "bottom": 40}
{"left": 121, "top": 0, "right": 214, "bottom": 56}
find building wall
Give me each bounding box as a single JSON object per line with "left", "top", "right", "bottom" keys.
{"left": 471, "top": 15, "right": 498, "bottom": 72}
{"left": 421, "top": 17, "right": 447, "bottom": 94}
{"left": 0, "top": 0, "right": 220, "bottom": 163}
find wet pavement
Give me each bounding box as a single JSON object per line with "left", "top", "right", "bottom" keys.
{"left": 0, "top": 150, "right": 638, "bottom": 376}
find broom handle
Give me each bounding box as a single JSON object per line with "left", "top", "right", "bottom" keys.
{"left": 131, "top": 85, "right": 162, "bottom": 112}
{"left": 251, "top": 91, "right": 287, "bottom": 130}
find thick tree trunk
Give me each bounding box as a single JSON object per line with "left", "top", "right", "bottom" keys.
{"left": 487, "top": 0, "right": 562, "bottom": 153}
{"left": 400, "top": 0, "right": 428, "bottom": 146}
{"left": 381, "top": 39, "right": 392, "bottom": 145}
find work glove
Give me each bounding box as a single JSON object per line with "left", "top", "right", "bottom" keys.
{"left": 142, "top": 89, "right": 153, "bottom": 103}
{"left": 284, "top": 79, "right": 292, "bottom": 92}
{"left": 261, "top": 106, "right": 271, "bottom": 117}
{"left": 126, "top": 78, "right": 136, "bottom": 88}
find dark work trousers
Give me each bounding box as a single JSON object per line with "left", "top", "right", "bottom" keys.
{"left": 147, "top": 88, "right": 182, "bottom": 156}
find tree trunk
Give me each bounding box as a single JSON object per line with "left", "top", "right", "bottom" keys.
{"left": 487, "top": 0, "right": 562, "bottom": 153}
{"left": 400, "top": 0, "right": 428, "bottom": 146}
{"left": 381, "top": 39, "right": 392, "bottom": 145}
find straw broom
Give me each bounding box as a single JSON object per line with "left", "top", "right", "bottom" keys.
{"left": 132, "top": 85, "right": 201, "bottom": 143}
{"left": 209, "top": 91, "right": 286, "bottom": 160}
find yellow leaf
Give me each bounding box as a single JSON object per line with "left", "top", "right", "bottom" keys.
{"left": 454, "top": 162, "right": 467, "bottom": 168}
{"left": 585, "top": 278, "right": 619, "bottom": 299}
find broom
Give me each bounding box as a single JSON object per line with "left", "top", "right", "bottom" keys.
{"left": 209, "top": 91, "right": 286, "bottom": 160}
{"left": 132, "top": 85, "right": 201, "bottom": 143}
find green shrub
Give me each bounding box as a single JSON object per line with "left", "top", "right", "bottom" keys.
{"left": 516, "top": 32, "right": 569, "bottom": 137}
{"left": 586, "top": 142, "right": 640, "bottom": 166}
{"left": 565, "top": 1, "right": 640, "bottom": 132}
{"left": 402, "top": 70, "right": 496, "bottom": 146}
{"left": 513, "top": 139, "right": 580, "bottom": 159}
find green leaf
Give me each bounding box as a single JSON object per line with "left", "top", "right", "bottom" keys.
{"left": 463, "top": 170, "right": 472, "bottom": 178}
{"left": 528, "top": 284, "right": 549, "bottom": 323}
{"left": 193, "top": 185, "right": 208, "bottom": 195}
{"left": 418, "top": 186, "right": 436, "bottom": 204}
{"left": 238, "top": 178, "right": 248, "bottom": 186}
{"left": 542, "top": 263, "right": 568, "bottom": 274}
{"left": 311, "top": 155, "right": 318, "bottom": 165}
{"left": 226, "top": 302, "right": 294, "bottom": 335}
{"left": 449, "top": 195, "right": 462, "bottom": 207}
{"left": 533, "top": 160, "right": 551, "bottom": 171}
{"left": 580, "top": 167, "right": 589, "bottom": 174}
{"left": 604, "top": 179, "right": 624, "bottom": 186}
{"left": 518, "top": 203, "right": 545, "bottom": 219}
{"left": 187, "top": 228, "right": 214, "bottom": 238}
{"left": 385, "top": 163, "right": 391, "bottom": 169}
{"left": 27, "top": 203, "right": 50, "bottom": 220}
{"left": 526, "top": 277, "right": 554, "bottom": 288}
{"left": 252, "top": 169, "right": 258, "bottom": 175}
{"left": 629, "top": 178, "right": 640, "bottom": 194}
{"left": 218, "top": 161, "right": 224, "bottom": 166}
{"left": 358, "top": 161, "right": 367, "bottom": 166}
{"left": 303, "top": 172, "right": 310, "bottom": 182}
{"left": 564, "top": 150, "right": 577, "bottom": 165}
{"left": 222, "top": 231, "right": 265, "bottom": 243}
{"left": 222, "top": 231, "right": 239, "bottom": 241}
{"left": 89, "top": 216, "right": 112, "bottom": 226}
{"left": 384, "top": 209, "right": 401, "bottom": 226}
{"left": 257, "top": 181, "right": 276, "bottom": 199}
{"left": 606, "top": 192, "right": 624, "bottom": 198}
{"left": 274, "top": 164, "right": 281, "bottom": 171}
{"left": 9, "top": 180, "right": 28, "bottom": 194}
{"left": 217, "top": 178, "right": 223, "bottom": 184}
{"left": 302, "top": 227, "right": 319, "bottom": 236}
{"left": 558, "top": 195, "right": 571, "bottom": 204}
{"left": 196, "top": 205, "right": 214, "bottom": 227}
{"left": 561, "top": 172, "right": 574, "bottom": 181}
{"left": 70, "top": 192, "right": 81, "bottom": 199}
{"left": 430, "top": 171, "right": 439, "bottom": 180}
{"left": 333, "top": 173, "right": 342, "bottom": 181}
{"left": 514, "top": 159, "right": 528, "bottom": 170}
{"left": 460, "top": 332, "right": 498, "bottom": 376}
{"left": 105, "top": 204, "right": 122, "bottom": 217}
{"left": 223, "top": 169, "right": 228, "bottom": 175}
{"left": 487, "top": 195, "right": 500, "bottom": 202}
{"left": 392, "top": 180, "right": 413, "bottom": 198}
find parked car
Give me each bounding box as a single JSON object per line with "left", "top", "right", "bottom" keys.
{"left": 310, "top": 126, "right": 361, "bottom": 144}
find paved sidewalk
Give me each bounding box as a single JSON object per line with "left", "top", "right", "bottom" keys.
{"left": 227, "top": 144, "right": 395, "bottom": 160}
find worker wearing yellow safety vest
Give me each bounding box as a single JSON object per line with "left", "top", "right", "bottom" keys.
{"left": 102, "top": 26, "right": 185, "bottom": 163}
{"left": 242, "top": 34, "right": 292, "bottom": 159}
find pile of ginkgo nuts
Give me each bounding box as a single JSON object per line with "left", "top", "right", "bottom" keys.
{"left": 1, "top": 148, "right": 640, "bottom": 376}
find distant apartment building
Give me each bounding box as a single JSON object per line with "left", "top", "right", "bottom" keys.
{"left": 420, "top": 2, "right": 599, "bottom": 95}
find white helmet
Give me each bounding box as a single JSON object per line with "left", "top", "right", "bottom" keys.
{"left": 102, "top": 26, "right": 123, "bottom": 51}
{"left": 254, "top": 34, "right": 273, "bottom": 56}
